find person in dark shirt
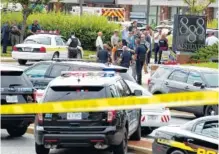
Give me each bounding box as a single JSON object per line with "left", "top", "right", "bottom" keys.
{"left": 158, "top": 33, "right": 168, "bottom": 64}
{"left": 1, "top": 22, "right": 10, "bottom": 53}
{"left": 29, "top": 20, "right": 41, "bottom": 35}
{"left": 135, "top": 38, "right": 146, "bottom": 85}
{"left": 120, "top": 46, "right": 132, "bottom": 68}
{"left": 97, "top": 44, "right": 110, "bottom": 64}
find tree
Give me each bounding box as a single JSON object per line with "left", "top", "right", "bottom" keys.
{"left": 184, "top": 0, "right": 216, "bottom": 15}
{"left": 6, "top": 0, "right": 51, "bottom": 41}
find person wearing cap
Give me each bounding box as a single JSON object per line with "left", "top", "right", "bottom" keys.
{"left": 97, "top": 44, "right": 110, "bottom": 64}
{"left": 96, "top": 31, "right": 103, "bottom": 53}
{"left": 120, "top": 46, "right": 132, "bottom": 68}
{"left": 206, "top": 32, "right": 219, "bottom": 46}
{"left": 111, "top": 30, "right": 119, "bottom": 64}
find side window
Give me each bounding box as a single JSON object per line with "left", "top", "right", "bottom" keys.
{"left": 187, "top": 72, "right": 204, "bottom": 85}
{"left": 49, "top": 65, "right": 70, "bottom": 78}
{"left": 168, "top": 70, "right": 188, "bottom": 83}
{"left": 55, "top": 37, "right": 64, "bottom": 46}
{"left": 109, "top": 85, "right": 120, "bottom": 97}
{"left": 153, "top": 67, "right": 172, "bottom": 79}
{"left": 194, "top": 121, "right": 218, "bottom": 138}
{"left": 119, "top": 80, "right": 131, "bottom": 96}
{"left": 115, "top": 81, "right": 125, "bottom": 96}
{"left": 25, "top": 63, "right": 50, "bottom": 77}
{"left": 61, "top": 37, "right": 67, "bottom": 44}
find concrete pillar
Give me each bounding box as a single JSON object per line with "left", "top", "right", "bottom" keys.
{"left": 160, "top": 6, "right": 169, "bottom": 21}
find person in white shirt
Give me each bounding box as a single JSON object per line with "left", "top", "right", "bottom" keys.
{"left": 206, "top": 32, "right": 219, "bottom": 46}
{"left": 96, "top": 31, "right": 103, "bottom": 52}
{"left": 154, "top": 29, "right": 162, "bottom": 64}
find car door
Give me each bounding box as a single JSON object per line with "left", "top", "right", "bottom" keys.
{"left": 55, "top": 36, "right": 68, "bottom": 58}
{"left": 185, "top": 120, "right": 219, "bottom": 153}
{"left": 164, "top": 69, "right": 189, "bottom": 93}
{"left": 47, "top": 64, "right": 71, "bottom": 78}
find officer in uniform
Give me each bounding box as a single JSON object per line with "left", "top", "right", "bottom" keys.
{"left": 97, "top": 44, "right": 110, "bottom": 64}
{"left": 66, "top": 32, "right": 81, "bottom": 58}
{"left": 29, "top": 20, "right": 41, "bottom": 35}
{"left": 120, "top": 46, "right": 132, "bottom": 68}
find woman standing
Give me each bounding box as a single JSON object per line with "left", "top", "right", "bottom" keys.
{"left": 158, "top": 33, "right": 168, "bottom": 64}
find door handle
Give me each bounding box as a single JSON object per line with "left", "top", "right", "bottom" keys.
{"left": 185, "top": 86, "right": 189, "bottom": 90}
{"left": 165, "top": 82, "right": 169, "bottom": 85}
{"left": 187, "top": 139, "right": 194, "bottom": 143}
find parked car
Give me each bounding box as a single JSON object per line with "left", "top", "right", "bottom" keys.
{"left": 148, "top": 65, "right": 218, "bottom": 117}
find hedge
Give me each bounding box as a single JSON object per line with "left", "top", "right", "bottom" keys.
{"left": 1, "top": 12, "right": 120, "bottom": 50}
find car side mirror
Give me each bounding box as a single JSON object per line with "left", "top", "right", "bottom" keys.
{"left": 133, "top": 90, "right": 143, "bottom": 96}
{"left": 193, "top": 82, "right": 205, "bottom": 89}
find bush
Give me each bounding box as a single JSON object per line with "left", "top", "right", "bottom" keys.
{"left": 207, "top": 19, "right": 218, "bottom": 29}
{"left": 1, "top": 12, "right": 120, "bottom": 50}
{"left": 190, "top": 43, "right": 219, "bottom": 61}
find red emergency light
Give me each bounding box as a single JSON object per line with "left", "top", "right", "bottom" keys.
{"left": 36, "top": 30, "right": 60, "bottom": 35}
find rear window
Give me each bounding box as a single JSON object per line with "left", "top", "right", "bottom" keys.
{"left": 203, "top": 72, "right": 219, "bottom": 88}
{"left": 24, "top": 37, "right": 51, "bottom": 45}
{"left": 44, "top": 86, "right": 106, "bottom": 102}
{"left": 152, "top": 67, "right": 173, "bottom": 79}
{"left": 1, "top": 71, "right": 32, "bottom": 87}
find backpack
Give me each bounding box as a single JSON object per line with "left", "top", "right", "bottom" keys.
{"left": 70, "top": 37, "right": 78, "bottom": 48}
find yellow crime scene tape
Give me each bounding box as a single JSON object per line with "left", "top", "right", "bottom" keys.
{"left": 0, "top": 91, "right": 218, "bottom": 114}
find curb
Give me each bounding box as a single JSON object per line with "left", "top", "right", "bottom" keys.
{"left": 26, "top": 127, "right": 152, "bottom": 154}
{"left": 170, "top": 110, "right": 196, "bottom": 119}
{"left": 1, "top": 59, "right": 16, "bottom": 62}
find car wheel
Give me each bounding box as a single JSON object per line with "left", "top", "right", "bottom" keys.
{"left": 52, "top": 52, "right": 59, "bottom": 59}
{"left": 205, "top": 105, "right": 218, "bottom": 116}
{"left": 142, "top": 127, "right": 153, "bottom": 135}
{"left": 7, "top": 125, "right": 28, "bottom": 137}
{"left": 170, "top": 150, "right": 185, "bottom": 154}
{"left": 130, "top": 122, "right": 141, "bottom": 141}
{"left": 18, "top": 59, "right": 27, "bottom": 65}
{"left": 113, "top": 129, "right": 128, "bottom": 154}
{"left": 76, "top": 52, "right": 82, "bottom": 59}
{"left": 35, "top": 143, "right": 50, "bottom": 154}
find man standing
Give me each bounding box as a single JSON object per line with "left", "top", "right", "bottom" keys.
{"left": 10, "top": 21, "right": 21, "bottom": 47}
{"left": 1, "top": 22, "right": 10, "bottom": 54}
{"left": 111, "top": 30, "right": 119, "bottom": 64}
{"left": 135, "top": 38, "right": 146, "bottom": 85}
{"left": 29, "top": 20, "right": 41, "bottom": 35}
{"left": 67, "top": 32, "right": 81, "bottom": 58}
{"left": 97, "top": 44, "right": 110, "bottom": 64}
{"left": 154, "top": 29, "right": 162, "bottom": 64}
{"left": 120, "top": 46, "right": 132, "bottom": 68}
{"left": 122, "top": 26, "right": 129, "bottom": 45}
{"left": 144, "top": 31, "right": 152, "bottom": 64}
{"left": 206, "top": 32, "right": 219, "bottom": 46}
{"left": 96, "top": 31, "right": 103, "bottom": 53}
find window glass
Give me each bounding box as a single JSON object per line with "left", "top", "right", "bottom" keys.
{"left": 109, "top": 85, "right": 120, "bottom": 97}
{"left": 25, "top": 64, "right": 50, "bottom": 77}
{"left": 24, "top": 37, "right": 51, "bottom": 45}
{"left": 153, "top": 67, "right": 173, "bottom": 79}
{"left": 55, "top": 37, "right": 64, "bottom": 46}
{"left": 115, "top": 81, "right": 125, "bottom": 96}
{"left": 203, "top": 72, "right": 219, "bottom": 88}
{"left": 49, "top": 65, "right": 70, "bottom": 78}
{"left": 168, "top": 70, "right": 188, "bottom": 82}
{"left": 119, "top": 80, "right": 131, "bottom": 96}
{"left": 187, "top": 72, "right": 203, "bottom": 85}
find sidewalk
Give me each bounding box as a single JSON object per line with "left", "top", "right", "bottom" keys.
{"left": 1, "top": 57, "right": 15, "bottom": 62}
{"left": 26, "top": 125, "right": 152, "bottom": 154}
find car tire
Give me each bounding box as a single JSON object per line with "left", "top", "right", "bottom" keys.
{"left": 142, "top": 127, "right": 153, "bottom": 135}
{"left": 18, "top": 59, "right": 27, "bottom": 65}
{"left": 35, "top": 143, "right": 50, "bottom": 154}
{"left": 76, "top": 52, "right": 82, "bottom": 59}
{"left": 52, "top": 52, "right": 59, "bottom": 59}
{"left": 170, "top": 150, "right": 185, "bottom": 154}
{"left": 7, "top": 125, "right": 28, "bottom": 137}
{"left": 130, "top": 122, "right": 141, "bottom": 141}
{"left": 205, "top": 105, "right": 218, "bottom": 116}
{"left": 113, "top": 129, "right": 128, "bottom": 154}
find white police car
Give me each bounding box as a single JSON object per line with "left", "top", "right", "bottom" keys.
{"left": 12, "top": 31, "right": 83, "bottom": 65}
{"left": 34, "top": 71, "right": 142, "bottom": 154}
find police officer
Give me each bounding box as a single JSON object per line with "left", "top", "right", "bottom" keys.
{"left": 135, "top": 38, "right": 146, "bottom": 85}
{"left": 97, "top": 44, "right": 110, "bottom": 64}
{"left": 67, "top": 32, "right": 81, "bottom": 58}
{"left": 29, "top": 20, "right": 41, "bottom": 35}
{"left": 120, "top": 46, "right": 132, "bottom": 68}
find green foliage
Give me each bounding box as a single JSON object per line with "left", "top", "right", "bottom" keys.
{"left": 1, "top": 12, "right": 120, "bottom": 50}
{"left": 207, "top": 19, "right": 218, "bottom": 29}
{"left": 191, "top": 43, "right": 219, "bottom": 61}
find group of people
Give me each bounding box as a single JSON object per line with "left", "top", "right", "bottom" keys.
{"left": 95, "top": 21, "right": 170, "bottom": 85}
{"left": 1, "top": 20, "right": 41, "bottom": 53}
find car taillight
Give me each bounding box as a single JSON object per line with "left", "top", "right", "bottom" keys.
{"left": 107, "top": 110, "right": 116, "bottom": 123}
{"left": 13, "top": 46, "right": 18, "bottom": 51}
{"left": 37, "top": 113, "right": 43, "bottom": 125}
{"left": 147, "top": 78, "right": 151, "bottom": 85}
{"left": 39, "top": 47, "right": 46, "bottom": 53}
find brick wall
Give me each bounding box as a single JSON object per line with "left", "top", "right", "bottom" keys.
{"left": 124, "top": 5, "right": 131, "bottom": 21}
{"left": 160, "top": 6, "right": 169, "bottom": 21}
{"left": 206, "top": 7, "right": 214, "bottom": 21}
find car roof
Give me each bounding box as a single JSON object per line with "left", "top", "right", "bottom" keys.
{"left": 0, "top": 64, "right": 23, "bottom": 72}
{"left": 160, "top": 65, "right": 218, "bottom": 73}
{"left": 26, "top": 34, "right": 59, "bottom": 39}
{"left": 49, "top": 73, "right": 121, "bottom": 87}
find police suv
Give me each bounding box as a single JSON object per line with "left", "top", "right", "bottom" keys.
{"left": 34, "top": 71, "right": 142, "bottom": 154}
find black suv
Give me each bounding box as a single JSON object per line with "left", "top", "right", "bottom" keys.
{"left": 1, "top": 65, "right": 36, "bottom": 137}
{"left": 34, "top": 72, "right": 142, "bottom": 154}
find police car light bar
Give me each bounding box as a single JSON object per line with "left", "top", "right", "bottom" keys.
{"left": 36, "top": 30, "right": 60, "bottom": 35}
{"left": 61, "top": 71, "right": 116, "bottom": 78}
{"left": 52, "top": 58, "right": 96, "bottom": 62}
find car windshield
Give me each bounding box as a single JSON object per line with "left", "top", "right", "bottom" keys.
{"left": 24, "top": 36, "right": 51, "bottom": 45}
{"left": 203, "top": 72, "right": 219, "bottom": 87}
{"left": 43, "top": 86, "right": 106, "bottom": 102}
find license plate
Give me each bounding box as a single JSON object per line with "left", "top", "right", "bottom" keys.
{"left": 147, "top": 115, "right": 158, "bottom": 121}
{"left": 24, "top": 47, "right": 32, "bottom": 52}
{"left": 6, "top": 95, "right": 18, "bottom": 103}
{"left": 67, "top": 113, "right": 82, "bottom": 120}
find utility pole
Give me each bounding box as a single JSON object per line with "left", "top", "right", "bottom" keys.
{"left": 146, "top": 0, "right": 150, "bottom": 25}
{"left": 80, "top": 0, "right": 83, "bottom": 16}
